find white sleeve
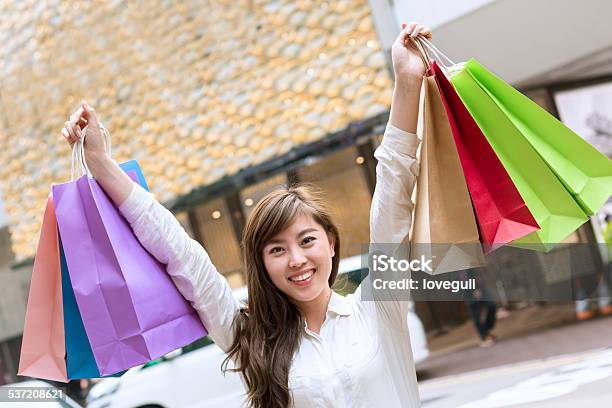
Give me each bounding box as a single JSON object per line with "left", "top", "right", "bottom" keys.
{"left": 353, "top": 123, "right": 422, "bottom": 405}
{"left": 119, "top": 184, "right": 241, "bottom": 353}
{"left": 370, "top": 123, "right": 420, "bottom": 246}
{"left": 356, "top": 123, "right": 420, "bottom": 328}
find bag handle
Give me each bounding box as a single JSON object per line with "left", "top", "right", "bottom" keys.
{"left": 405, "top": 35, "right": 432, "bottom": 71}
{"left": 417, "top": 37, "right": 459, "bottom": 74}
{"left": 70, "top": 122, "right": 111, "bottom": 181}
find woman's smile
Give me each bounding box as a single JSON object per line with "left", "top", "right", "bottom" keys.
{"left": 288, "top": 268, "right": 316, "bottom": 286}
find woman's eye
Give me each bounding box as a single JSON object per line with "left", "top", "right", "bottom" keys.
{"left": 302, "top": 236, "right": 316, "bottom": 245}
{"left": 270, "top": 247, "right": 283, "bottom": 254}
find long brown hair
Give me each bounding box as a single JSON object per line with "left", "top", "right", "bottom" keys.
{"left": 222, "top": 184, "right": 340, "bottom": 408}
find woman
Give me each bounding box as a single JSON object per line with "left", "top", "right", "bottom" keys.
{"left": 62, "top": 22, "right": 432, "bottom": 408}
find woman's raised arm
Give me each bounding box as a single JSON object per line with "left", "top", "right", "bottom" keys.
{"left": 388, "top": 23, "right": 431, "bottom": 134}
{"left": 62, "top": 101, "right": 241, "bottom": 352}
{"left": 371, "top": 22, "right": 430, "bottom": 251}
{"left": 352, "top": 25, "right": 431, "bottom": 406}
{"left": 361, "top": 23, "right": 431, "bottom": 322}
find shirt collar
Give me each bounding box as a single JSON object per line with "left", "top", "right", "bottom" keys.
{"left": 301, "top": 291, "right": 352, "bottom": 335}
{"left": 327, "top": 290, "right": 352, "bottom": 316}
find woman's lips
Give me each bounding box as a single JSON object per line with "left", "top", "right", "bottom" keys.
{"left": 288, "top": 269, "right": 316, "bottom": 286}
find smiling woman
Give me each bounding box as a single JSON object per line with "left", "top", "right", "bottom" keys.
{"left": 61, "top": 22, "right": 432, "bottom": 408}
{"left": 224, "top": 185, "right": 341, "bottom": 406}
{"left": 261, "top": 204, "right": 337, "bottom": 304}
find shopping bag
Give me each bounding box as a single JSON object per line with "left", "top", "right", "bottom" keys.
{"left": 430, "top": 59, "right": 540, "bottom": 252}
{"left": 417, "top": 38, "right": 590, "bottom": 250}
{"left": 409, "top": 38, "right": 485, "bottom": 274}
{"left": 18, "top": 196, "right": 68, "bottom": 382}
{"left": 120, "top": 160, "right": 150, "bottom": 191}
{"left": 60, "top": 236, "right": 103, "bottom": 379}
{"left": 448, "top": 60, "right": 589, "bottom": 250}
{"left": 462, "top": 59, "right": 612, "bottom": 216}
{"left": 62, "top": 161, "right": 149, "bottom": 379}
{"left": 53, "top": 147, "right": 207, "bottom": 375}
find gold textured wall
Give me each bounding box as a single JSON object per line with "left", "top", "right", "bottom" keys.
{"left": 0, "top": 0, "right": 393, "bottom": 262}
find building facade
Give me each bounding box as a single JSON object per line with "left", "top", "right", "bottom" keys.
{"left": 0, "top": 0, "right": 611, "bottom": 383}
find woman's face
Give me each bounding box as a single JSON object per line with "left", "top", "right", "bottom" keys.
{"left": 262, "top": 213, "right": 335, "bottom": 305}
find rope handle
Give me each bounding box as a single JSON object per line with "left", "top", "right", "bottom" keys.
{"left": 405, "top": 35, "right": 431, "bottom": 71}
{"left": 418, "top": 37, "right": 456, "bottom": 68}
{"left": 70, "top": 122, "right": 111, "bottom": 180}
{"left": 416, "top": 37, "right": 464, "bottom": 76}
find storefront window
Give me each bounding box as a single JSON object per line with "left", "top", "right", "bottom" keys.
{"left": 298, "top": 146, "right": 372, "bottom": 258}
{"left": 240, "top": 173, "right": 288, "bottom": 219}
{"left": 373, "top": 133, "right": 384, "bottom": 148}
{"left": 523, "top": 89, "right": 553, "bottom": 111}
{"left": 194, "top": 197, "right": 245, "bottom": 288}
{"left": 552, "top": 80, "right": 612, "bottom": 251}
{"left": 175, "top": 211, "right": 194, "bottom": 239}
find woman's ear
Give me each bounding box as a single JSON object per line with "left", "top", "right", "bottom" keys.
{"left": 327, "top": 232, "right": 336, "bottom": 257}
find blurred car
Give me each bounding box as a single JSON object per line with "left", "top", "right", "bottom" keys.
{"left": 87, "top": 255, "right": 428, "bottom": 408}
{"left": 0, "top": 379, "right": 82, "bottom": 408}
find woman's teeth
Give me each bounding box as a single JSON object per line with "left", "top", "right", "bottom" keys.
{"left": 289, "top": 270, "right": 314, "bottom": 282}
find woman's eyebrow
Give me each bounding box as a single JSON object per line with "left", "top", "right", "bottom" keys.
{"left": 266, "top": 238, "right": 284, "bottom": 245}
{"left": 266, "top": 228, "right": 319, "bottom": 245}
{"left": 297, "top": 228, "right": 318, "bottom": 237}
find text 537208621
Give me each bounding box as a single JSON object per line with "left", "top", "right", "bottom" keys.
{"left": 0, "top": 387, "right": 65, "bottom": 402}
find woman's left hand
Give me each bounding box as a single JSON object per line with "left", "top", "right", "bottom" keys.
{"left": 391, "top": 22, "right": 432, "bottom": 84}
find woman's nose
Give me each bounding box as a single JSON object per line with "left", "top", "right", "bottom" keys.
{"left": 288, "top": 248, "right": 307, "bottom": 268}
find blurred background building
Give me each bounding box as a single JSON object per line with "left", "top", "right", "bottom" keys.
{"left": 0, "top": 0, "right": 611, "bottom": 384}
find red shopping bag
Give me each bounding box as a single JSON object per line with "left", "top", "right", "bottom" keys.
{"left": 431, "top": 60, "right": 539, "bottom": 252}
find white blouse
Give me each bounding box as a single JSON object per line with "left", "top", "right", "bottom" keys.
{"left": 118, "top": 124, "right": 422, "bottom": 407}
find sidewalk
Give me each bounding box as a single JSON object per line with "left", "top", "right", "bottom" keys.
{"left": 417, "top": 303, "right": 612, "bottom": 380}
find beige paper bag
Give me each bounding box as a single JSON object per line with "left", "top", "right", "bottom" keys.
{"left": 410, "top": 39, "right": 485, "bottom": 274}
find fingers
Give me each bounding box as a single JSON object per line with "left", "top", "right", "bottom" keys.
{"left": 62, "top": 100, "right": 101, "bottom": 150}
{"left": 63, "top": 104, "right": 85, "bottom": 147}
{"left": 61, "top": 127, "right": 70, "bottom": 144}
{"left": 420, "top": 28, "right": 433, "bottom": 39}
{"left": 69, "top": 107, "right": 85, "bottom": 130}
{"left": 411, "top": 25, "right": 425, "bottom": 37}
{"left": 81, "top": 100, "right": 100, "bottom": 129}
{"left": 396, "top": 25, "right": 413, "bottom": 48}
{"left": 67, "top": 118, "right": 82, "bottom": 142}
{"left": 62, "top": 126, "right": 76, "bottom": 147}
{"left": 62, "top": 101, "right": 101, "bottom": 148}
{"left": 394, "top": 25, "right": 409, "bottom": 47}
{"left": 65, "top": 120, "right": 76, "bottom": 141}
{"left": 402, "top": 22, "right": 433, "bottom": 41}
{"left": 405, "top": 22, "right": 418, "bottom": 36}
{"left": 69, "top": 107, "right": 85, "bottom": 142}
{"left": 412, "top": 25, "right": 430, "bottom": 39}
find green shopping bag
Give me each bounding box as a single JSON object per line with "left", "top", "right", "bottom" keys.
{"left": 449, "top": 63, "right": 588, "bottom": 250}
{"left": 463, "top": 59, "right": 612, "bottom": 216}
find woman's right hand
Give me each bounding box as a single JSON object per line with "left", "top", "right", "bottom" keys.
{"left": 61, "top": 100, "right": 109, "bottom": 163}
{"left": 62, "top": 100, "right": 134, "bottom": 206}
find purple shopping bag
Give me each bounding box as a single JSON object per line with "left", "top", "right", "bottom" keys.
{"left": 52, "top": 169, "right": 206, "bottom": 376}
